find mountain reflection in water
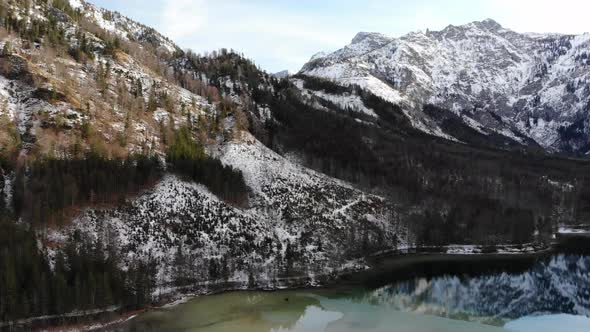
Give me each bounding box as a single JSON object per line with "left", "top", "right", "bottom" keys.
{"left": 108, "top": 254, "right": 590, "bottom": 332}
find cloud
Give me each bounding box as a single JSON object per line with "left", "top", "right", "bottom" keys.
{"left": 489, "top": 0, "right": 590, "bottom": 34}
{"left": 158, "top": 0, "right": 354, "bottom": 72}
{"left": 161, "top": 0, "right": 208, "bottom": 39}
{"left": 150, "top": 0, "right": 590, "bottom": 73}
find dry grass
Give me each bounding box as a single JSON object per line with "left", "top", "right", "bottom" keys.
{"left": 0, "top": 13, "right": 224, "bottom": 162}
{"left": 0, "top": 114, "right": 20, "bottom": 159}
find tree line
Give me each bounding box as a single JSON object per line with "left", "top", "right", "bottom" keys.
{"left": 167, "top": 126, "right": 249, "bottom": 205}
{"left": 12, "top": 153, "right": 163, "bottom": 226}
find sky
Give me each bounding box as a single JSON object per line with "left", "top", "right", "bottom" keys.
{"left": 91, "top": 0, "right": 590, "bottom": 73}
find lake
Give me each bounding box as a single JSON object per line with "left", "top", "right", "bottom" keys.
{"left": 108, "top": 254, "right": 590, "bottom": 331}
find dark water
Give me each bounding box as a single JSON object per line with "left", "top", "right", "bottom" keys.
{"left": 109, "top": 254, "right": 590, "bottom": 332}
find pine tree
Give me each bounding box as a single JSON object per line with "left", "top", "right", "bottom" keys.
{"left": 1, "top": 41, "right": 12, "bottom": 56}
{"left": 147, "top": 85, "right": 157, "bottom": 112}
{"left": 2, "top": 256, "right": 18, "bottom": 321}
{"left": 172, "top": 244, "right": 187, "bottom": 287}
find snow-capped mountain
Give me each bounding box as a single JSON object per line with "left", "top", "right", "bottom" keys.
{"left": 300, "top": 19, "right": 590, "bottom": 154}
{"left": 272, "top": 70, "right": 292, "bottom": 79}
{"left": 68, "top": 0, "right": 178, "bottom": 53}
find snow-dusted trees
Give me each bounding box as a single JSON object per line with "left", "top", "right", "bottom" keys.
{"left": 0, "top": 220, "right": 156, "bottom": 323}
{"left": 259, "top": 75, "right": 588, "bottom": 246}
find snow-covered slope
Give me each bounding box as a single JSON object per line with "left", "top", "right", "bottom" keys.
{"left": 301, "top": 20, "right": 590, "bottom": 154}
{"left": 48, "top": 132, "right": 407, "bottom": 291}
{"left": 69, "top": 0, "right": 178, "bottom": 53}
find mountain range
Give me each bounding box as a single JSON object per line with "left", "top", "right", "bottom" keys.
{"left": 300, "top": 19, "right": 590, "bottom": 154}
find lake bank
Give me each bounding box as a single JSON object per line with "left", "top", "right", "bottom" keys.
{"left": 106, "top": 252, "right": 590, "bottom": 331}
{"left": 6, "top": 234, "right": 590, "bottom": 331}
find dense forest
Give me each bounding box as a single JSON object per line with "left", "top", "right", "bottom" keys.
{"left": 12, "top": 154, "right": 163, "bottom": 226}
{"left": 0, "top": 153, "right": 160, "bottom": 324}
{"left": 167, "top": 126, "right": 249, "bottom": 205}
{"left": 252, "top": 75, "right": 590, "bottom": 246}
{"left": 0, "top": 217, "right": 155, "bottom": 323}
{"left": 422, "top": 105, "right": 540, "bottom": 150}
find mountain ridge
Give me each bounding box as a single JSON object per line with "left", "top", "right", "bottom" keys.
{"left": 300, "top": 19, "right": 590, "bottom": 155}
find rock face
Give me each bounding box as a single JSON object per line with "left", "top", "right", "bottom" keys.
{"left": 300, "top": 20, "right": 590, "bottom": 154}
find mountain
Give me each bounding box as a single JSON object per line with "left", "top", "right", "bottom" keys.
{"left": 272, "top": 70, "right": 292, "bottom": 78}
{"left": 300, "top": 19, "right": 590, "bottom": 155}
{"left": 1, "top": 0, "right": 590, "bottom": 326}
{"left": 0, "top": 0, "right": 403, "bottom": 322}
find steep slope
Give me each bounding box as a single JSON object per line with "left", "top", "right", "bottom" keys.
{"left": 0, "top": 0, "right": 216, "bottom": 159}
{"left": 301, "top": 20, "right": 590, "bottom": 154}
{"left": 0, "top": 0, "right": 405, "bottom": 314}
{"left": 48, "top": 132, "right": 405, "bottom": 292}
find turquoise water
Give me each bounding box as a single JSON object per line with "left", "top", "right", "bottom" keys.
{"left": 115, "top": 290, "right": 511, "bottom": 331}
{"left": 111, "top": 254, "right": 590, "bottom": 331}
{"left": 505, "top": 314, "right": 590, "bottom": 332}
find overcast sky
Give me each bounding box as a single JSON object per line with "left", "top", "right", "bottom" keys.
{"left": 91, "top": 0, "right": 590, "bottom": 73}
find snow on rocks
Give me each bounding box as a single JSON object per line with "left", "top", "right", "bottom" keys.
{"left": 69, "top": 0, "right": 178, "bottom": 53}
{"left": 47, "top": 131, "right": 407, "bottom": 296}
{"left": 0, "top": 71, "right": 75, "bottom": 151}
{"left": 293, "top": 78, "right": 377, "bottom": 117}
{"left": 300, "top": 20, "right": 590, "bottom": 153}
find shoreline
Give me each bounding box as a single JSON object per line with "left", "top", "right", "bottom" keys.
{"left": 6, "top": 238, "right": 590, "bottom": 331}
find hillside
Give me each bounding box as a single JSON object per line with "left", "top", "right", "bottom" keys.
{"left": 0, "top": 0, "right": 401, "bottom": 323}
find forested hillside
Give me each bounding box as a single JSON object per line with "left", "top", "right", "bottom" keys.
{"left": 253, "top": 75, "right": 589, "bottom": 245}
{"left": 0, "top": 0, "right": 253, "bottom": 323}
{"left": 166, "top": 46, "right": 590, "bottom": 246}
